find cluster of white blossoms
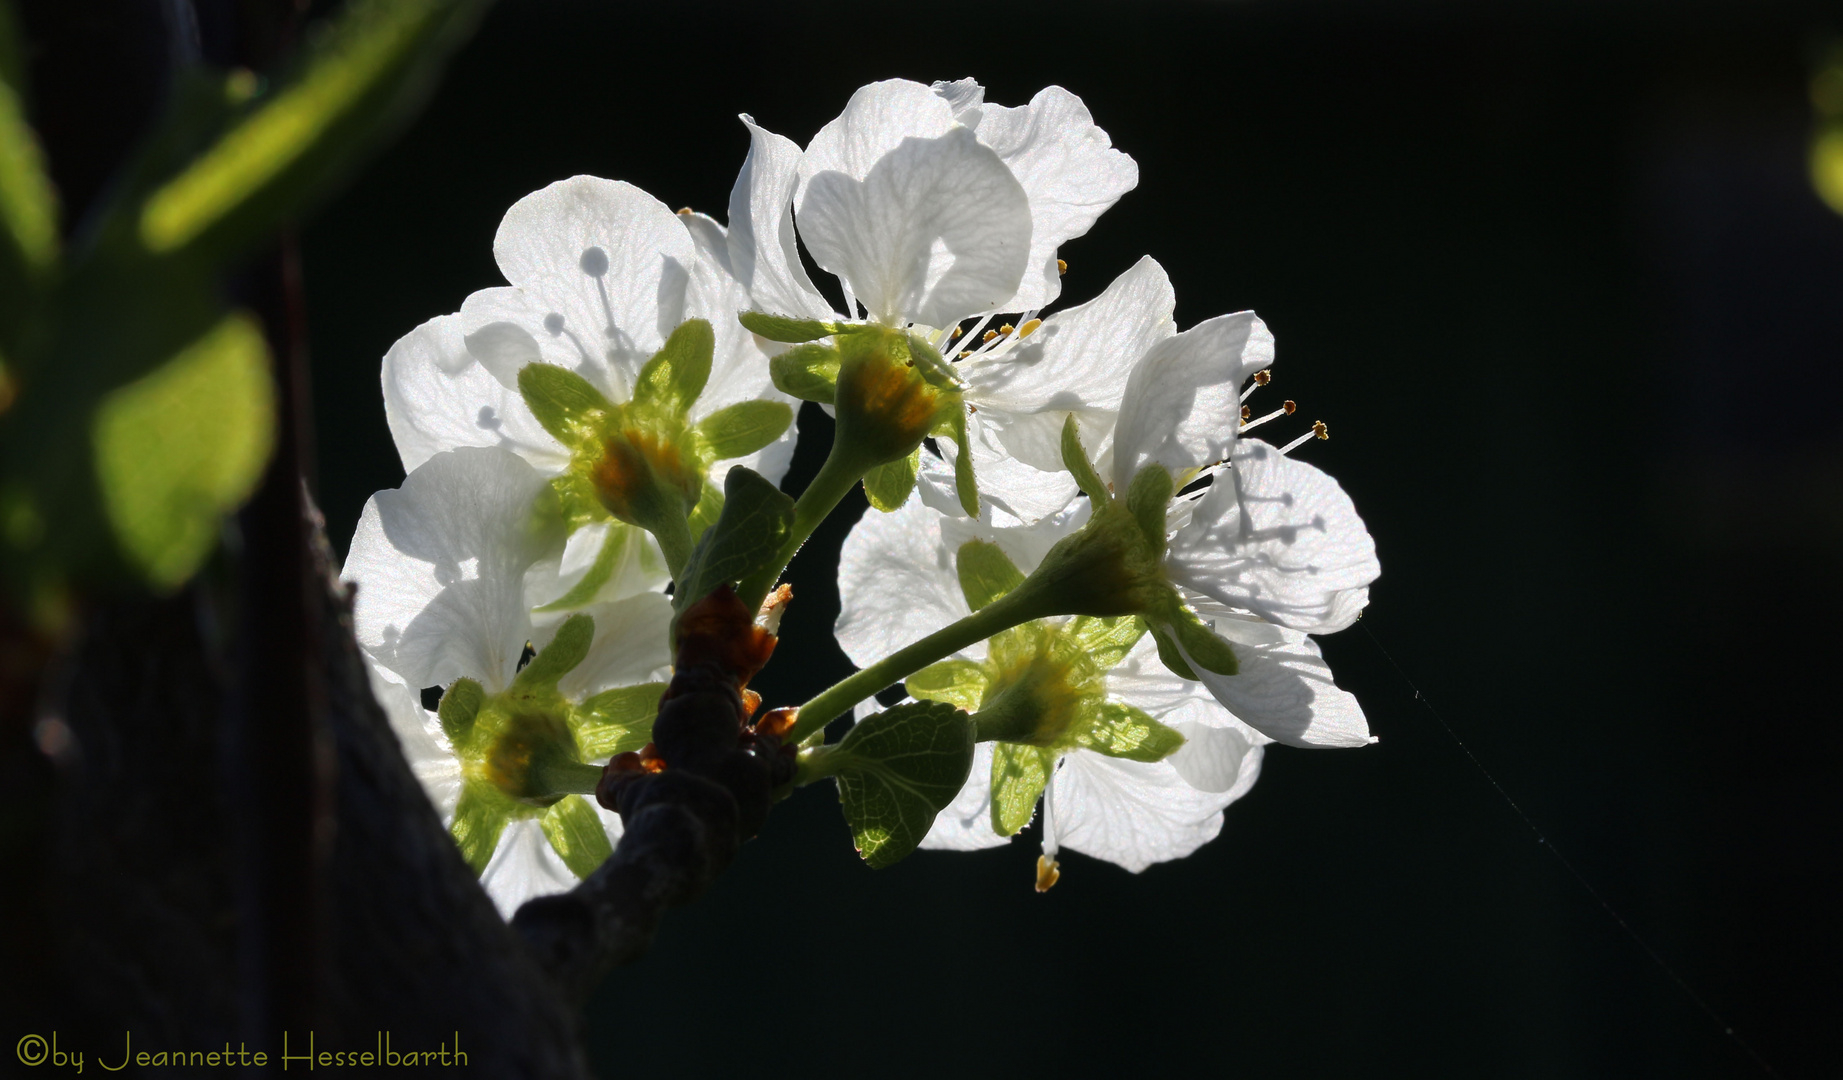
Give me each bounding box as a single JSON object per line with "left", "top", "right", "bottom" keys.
{"left": 341, "top": 77, "right": 1379, "bottom": 913}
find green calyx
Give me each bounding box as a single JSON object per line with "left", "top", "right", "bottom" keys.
{"left": 518, "top": 317, "right": 793, "bottom": 584}
{"left": 438, "top": 613, "right": 665, "bottom": 877}
{"left": 905, "top": 540, "right": 1185, "bottom": 838}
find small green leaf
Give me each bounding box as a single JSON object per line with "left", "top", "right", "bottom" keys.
{"left": 1073, "top": 700, "right": 1185, "bottom": 763}
{"left": 696, "top": 399, "right": 793, "bottom": 461}
{"left": 673, "top": 466, "right": 794, "bottom": 619}
{"left": 540, "top": 794, "right": 615, "bottom": 878}
{"left": 572, "top": 682, "right": 665, "bottom": 758}
{"left": 534, "top": 523, "right": 631, "bottom": 613}
{"left": 437, "top": 677, "right": 484, "bottom": 744}
{"left": 91, "top": 311, "right": 275, "bottom": 590}
{"left": 513, "top": 613, "right": 593, "bottom": 692}
{"left": 451, "top": 787, "right": 511, "bottom": 875}
{"left": 1066, "top": 615, "right": 1148, "bottom": 670}
{"left": 768, "top": 341, "right": 840, "bottom": 404}
{"left": 863, "top": 447, "right": 918, "bottom": 512}
{"left": 956, "top": 539, "right": 1024, "bottom": 613}
{"left": 938, "top": 408, "right": 979, "bottom": 517}
{"left": 1060, "top": 414, "right": 1109, "bottom": 503}
{"left": 739, "top": 311, "right": 840, "bottom": 343}
{"left": 1125, "top": 464, "right": 1174, "bottom": 555}
{"left": 990, "top": 743, "right": 1056, "bottom": 837}
{"left": 1149, "top": 622, "right": 1199, "bottom": 680}
{"left": 518, "top": 361, "right": 613, "bottom": 444}
{"left": 1161, "top": 603, "right": 1239, "bottom": 677}
{"left": 906, "top": 659, "right": 990, "bottom": 713}
{"left": 633, "top": 318, "right": 714, "bottom": 414}
{"left": 825, "top": 699, "right": 975, "bottom": 868}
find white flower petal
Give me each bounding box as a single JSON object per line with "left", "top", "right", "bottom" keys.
{"left": 798, "top": 126, "right": 1031, "bottom": 327}
{"left": 1049, "top": 753, "right": 1231, "bottom": 872}
{"left": 800, "top": 79, "right": 957, "bottom": 186}
{"left": 834, "top": 495, "right": 970, "bottom": 665}
{"left": 727, "top": 116, "right": 836, "bottom": 321}
{"left": 342, "top": 447, "right": 555, "bottom": 691}
{"left": 1178, "top": 627, "right": 1374, "bottom": 748}
{"left": 930, "top": 77, "right": 986, "bottom": 124}
{"left": 555, "top": 591, "right": 674, "bottom": 701}
{"left": 381, "top": 313, "right": 570, "bottom": 474}
{"left": 968, "top": 86, "right": 1139, "bottom": 312}
{"left": 365, "top": 659, "right": 461, "bottom": 821}
{"left": 490, "top": 176, "right": 697, "bottom": 396}
{"left": 457, "top": 285, "right": 624, "bottom": 398}
{"left": 1112, "top": 312, "right": 1274, "bottom": 490}
{"left": 478, "top": 820, "right": 584, "bottom": 919}
{"left": 1169, "top": 720, "right": 1264, "bottom": 796}
{"left": 1166, "top": 438, "right": 1379, "bottom": 634}
{"left": 920, "top": 741, "right": 1008, "bottom": 851}
{"left": 921, "top": 424, "right": 1081, "bottom": 525}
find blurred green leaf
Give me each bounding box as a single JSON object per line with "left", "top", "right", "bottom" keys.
{"left": 90, "top": 312, "right": 275, "bottom": 591}
{"left": 823, "top": 699, "right": 974, "bottom": 868}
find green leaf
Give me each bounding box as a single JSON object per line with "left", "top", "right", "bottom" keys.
{"left": 451, "top": 787, "right": 511, "bottom": 875}
{"left": 518, "top": 361, "right": 613, "bottom": 444}
{"left": 1149, "top": 622, "right": 1199, "bottom": 680}
{"left": 632, "top": 318, "right": 713, "bottom": 414}
{"left": 513, "top": 613, "right": 593, "bottom": 692}
{"left": 534, "top": 523, "right": 631, "bottom": 613}
{"left": 825, "top": 699, "right": 975, "bottom": 868}
{"left": 768, "top": 341, "right": 840, "bottom": 404}
{"left": 906, "top": 659, "right": 990, "bottom": 713}
{"left": 539, "top": 794, "right": 615, "bottom": 878}
{"left": 673, "top": 465, "right": 794, "bottom": 618}
{"left": 0, "top": 10, "right": 56, "bottom": 288}
{"left": 739, "top": 311, "right": 840, "bottom": 343}
{"left": 1060, "top": 414, "right": 1109, "bottom": 503}
{"left": 138, "top": 0, "right": 491, "bottom": 260}
{"left": 572, "top": 682, "right": 665, "bottom": 759}
{"left": 1072, "top": 700, "right": 1185, "bottom": 763}
{"left": 1066, "top": 615, "right": 1148, "bottom": 671}
{"left": 956, "top": 539, "right": 1024, "bottom": 612}
{"left": 990, "top": 743, "right": 1056, "bottom": 837}
{"left": 1125, "top": 464, "right": 1174, "bottom": 555}
{"left": 696, "top": 399, "right": 793, "bottom": 461}
{"left": 862, "top": 446, "right": 918, "bottom": 512}
{"left": 91, "top": 312, "right": 275, "bottom": 590}
{"left": 437, "top": 677, "right": 484, "bottom": 745}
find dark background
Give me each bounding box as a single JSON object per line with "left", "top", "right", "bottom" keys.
{"left": 296, "top": 1, "right": 1842, "bottom": 1076}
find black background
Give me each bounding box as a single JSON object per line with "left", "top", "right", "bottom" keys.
{"left": 299, "top": 2, "right": 1842, "bottom": 1076}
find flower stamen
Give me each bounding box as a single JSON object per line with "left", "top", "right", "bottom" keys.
{"left": 1279, "top": 420, "right": 1330, "bottom": 454}
{"left": 1240, "top": 399, "right": 1297, "bottom": 433}
{"left": 1240, "top": 369, "right": 1272, "bottom": 403}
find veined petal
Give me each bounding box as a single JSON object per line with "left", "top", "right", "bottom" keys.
{"left": 835, "top": 494, "right": 972, "bottom": 665}
{"left": 457, "top": 285, "right": 624, "bottom": 399}
{"left": 1178, "top": 626, "right": 1374, "bottom": 748}
{"left": 930, "top": 77, "right": 986, "bottom": 125}
{"left": 728, "top": 116, "right": 836, "bottom": 321}
{"left": 490, "top": 176, "right": 696, "bottom": 396}
{"left": 969, "top": 86, "right": 1139, "bottom": 312}
{"left": 1112, "top": 312, "right": 1275, "bottom": 491}
{"left": 382, "top": 313, "right": 570, "bottom": 474}
{"left": 365, "top": 659, "right": 461, "bottom": 821}
{"left": 1169, "top": 720, "right": 1264, "bottom": 796}
{"left": 1166, "top": 438, "right": 1379, "bottom": 634}
{"left": 920, "top": 424, "right": 1081, "bottom": 525}
{"left": 342, "top": 447, "right": 556, "bottom": 692}
{"left": 478, "top": 819, "right": 594, "bottom": 919}
{"left": 932, "top": 459, "right": 1092, "bottom": 571}
{"left": 524, "top": 520, "right": 670, "bottom": 611}
{"left": 919, "top": 741, "right": 1009, "bottom": 851}
{"left": 797, "top": 127, "right": 1031, "bottom": 327}
{"left": 553, "top": 591, "right": 674, "bottom": 701}
{"left": 1049, "top": 753, "right": 1232, "bottom": 872}
{"left": 800, "top": 79, "right": 957, "bottom": 186}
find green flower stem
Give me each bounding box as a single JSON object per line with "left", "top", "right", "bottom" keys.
{"left": 530, "top": 758, "right": 605, "bottom": 799}
{"left": 788, "top": 578, "right": 1062, "bottom": 745}
{"left": 736, "top": 441, "right": 874, "bottom": 614}
{"left": 651, "top": 509, "right": 694, "bottom": 581}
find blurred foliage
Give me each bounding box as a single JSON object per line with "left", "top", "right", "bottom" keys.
{"left": 0, "top": 0, "right": 490, "bottom": 623}
{"left": 1812, "top": 43, "right": 1843, "bottom": 217}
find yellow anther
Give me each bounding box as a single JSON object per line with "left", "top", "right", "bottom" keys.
{"left": 1241, "top": 405, "right": 1251, "bottom": 421}
{"left": 950, "top": 326, "right": 963, "bottom": 338}
{"left": 676, "top": 207, "right": 694, "bottom": 216}
{"left": 1282, "top": 400, "right": 1297, "bottom": 414}
{"left": 1035, "top": 855, "right": 1061, "bottom": 892}
{"left": 1056, "top": 259, "right": 1068, "bottom": 276}
{"left": 1313, "top": 420, "right": 1329, "bottom": 440}
{"left": 1253, "top": 370, "right": 1272, "bottom": 386}
{"left": 1019, "top": 318, "right": 1042, "bottom": 338}
{"left": 998, "top": 323, "right": 1015, "bottom": 335}
{"left": 958, "top": 350, "right": 971, "bottom": 358}
{"left": 982, "top": 330, "right": 999, "bottom": 343}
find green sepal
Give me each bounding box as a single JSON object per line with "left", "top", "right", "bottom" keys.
{"left": 819, "top": 699, "right": 975, "bottom": 869}
{"left": 990, "top": 743, "right": 1056, "bottom": 837}
{"left": 633, "top": 318, "right": 713, "bottom": 415}
{"left": 769, "top": 341, "right": 840, "bottom": 404}
{"left": 1125, "top": 464, "right": 1174, "bottom": 555}
{"left": 450, "top": 787, "right": 511, "bottom": 875}
{"left": 695, "top": 399, "right": 793, "bottom": 461}
{"left": 572, "top": 682, "right": 665, "bottom": 758}
{"left": 739, "top": 310, "right": 842, "bottom": 343}
{"left": 906, "top": 659, "right": 990, "bottom": 713}
{"left": 1159, "top": 601, "right": 1240, "bottom": 677}
{"left": 534, "top": 522, "right": 631, "bottom": 613}
{"left": 685, "top": 479, "right": 723, "bottom": 542}
{"left": 539, "top": 794, "right": 615, "bottom": 878}
{"left": 1150, "top": 622, "right": 1199, "bottom": 680}
{"left": 1060, "top": 414, "right": 1110, "bottom": 503}
{"left": 437, "top": 677, "right": 484, "bottom": 744}
{"left": 1067, "top": 615, "right": 1148, "bottom": 671}
{"left": 1072, "top": 700, "right": 1186, "bottom": 763}
{"left": 512, "top": 613, "right": 593, "bottom": 692}
{"left": 937, "top": 407, "right": 979, "bottom": 517}
{"left": 672, "top": 465, "right": 794, "bottom": 622}
{"left": 956, "top": 539, "right": 1024, "bottom": 612}
{"left": 518, "top": 362, "right": 613, "bottom": 444}
{"left": 863, "top": 447, "right": 918, "bottom": 512}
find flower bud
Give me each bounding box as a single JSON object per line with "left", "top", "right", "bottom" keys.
{"left": 831, "top": 326, "right": 963, "bottom": 469}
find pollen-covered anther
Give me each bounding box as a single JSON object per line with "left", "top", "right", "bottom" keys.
{"left": 950, "top": 326, "right": 963, "bottom": 338}
{"left": 1280, "top": 420, "right": 1331, "bottom": 455}
{"left": 1035, "top": 854, "right": 1061, "bottom": 892}
{"left": 1018, "top": 318, "right": 1042, "bottom": 338}
{"left": 982, "top": 330, "right": 999, "bottom": 343}
{"left": 958, "top": 349, "right": 971, "bottom": 358}
{"left": 1241, "top": 400, "right": 1298, "bottom": 433}
{"left": 998, "top": 323, "right": 1015, "bottom": 336}
{"left": 1056, "top": 258, "right": 1068, "bottom": 275}
{"left": 1242, "top": 369, "right": 1274, "bottom": 402}
{"left": 1241, "top": 405, "right": 1251, "bottom": 421}
{"left": 676, "top": 206, "right": 693, "bottom": 216}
